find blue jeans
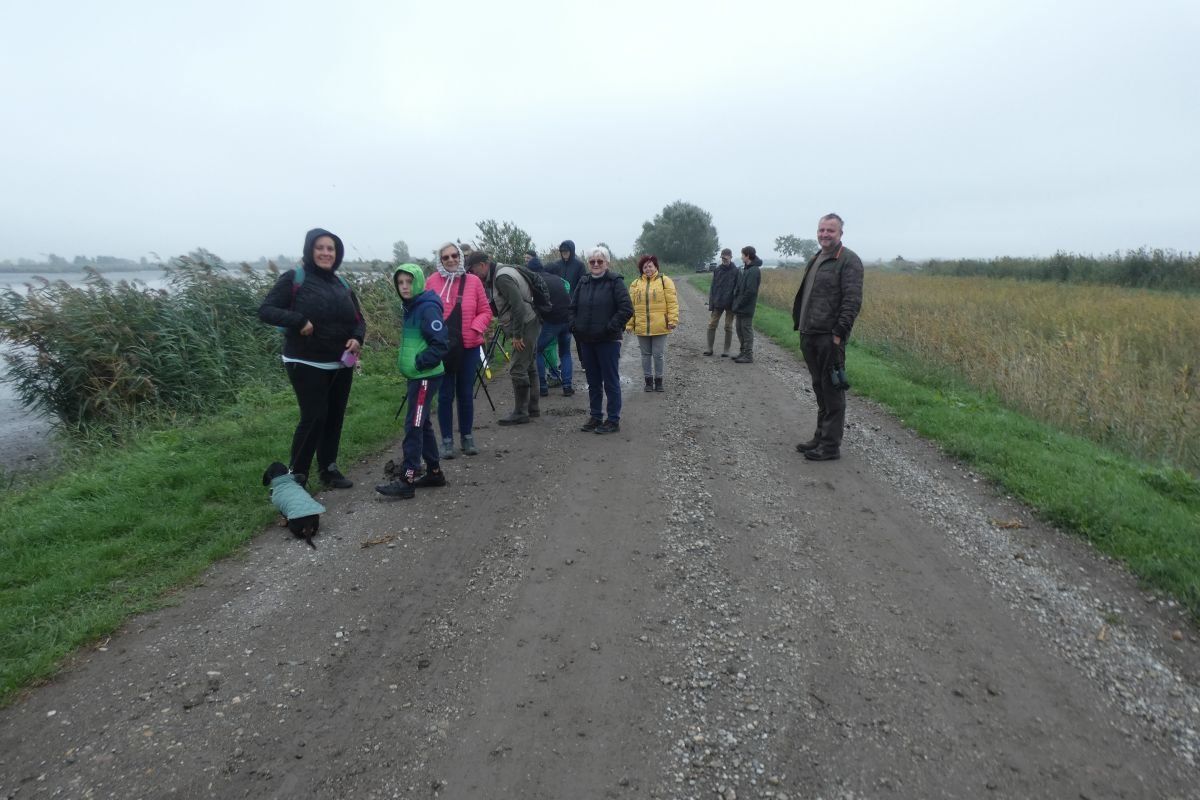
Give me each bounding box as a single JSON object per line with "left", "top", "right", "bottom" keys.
{"left": 438, "top": 346, "right": 480, "bottom": 440}
{"left": 402, "top": 375, "right": 442, "bottom": 479}
{"left": 576, "top": 339, "right": 622, "bottom": 422}
{"left": 536, "top": 321, "right": 573, "bottom": 390}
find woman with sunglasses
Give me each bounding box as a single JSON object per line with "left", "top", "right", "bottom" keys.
{"left": 569, "top": 246, "right": 633, "bottom": 434}
{"left": 425, "top": 242, "right": 493, "bottom": 457}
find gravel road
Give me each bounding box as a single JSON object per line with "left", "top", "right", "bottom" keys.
{"left": 2, "top": 280, "right": 1198, "bottom": 799}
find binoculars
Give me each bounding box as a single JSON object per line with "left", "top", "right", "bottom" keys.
{"left": 829, "top": 365, "right": 851, "bottom": 391}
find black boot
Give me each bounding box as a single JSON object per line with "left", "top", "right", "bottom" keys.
{"left": 654, "top": 377, "right": 664, "bottom": 392}
{"left": 644, "top": 376, "right": 654, "bottom": 392}
{"left": 498, "top": 384, "right": 531, "bottom": 425}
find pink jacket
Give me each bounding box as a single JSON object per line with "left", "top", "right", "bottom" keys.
{"left": 424, "top": 272, "right": 493, "bottom": 348}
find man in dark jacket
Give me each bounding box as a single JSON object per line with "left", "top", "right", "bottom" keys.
{"left": 731, "top": 246, "right": 762, "bottom": 363}
{"left": 529, "top": 251, "right": 575, "bottom": 397}
{"left": 705, "top": 248, "right": 738, "bottom": 356}
{"left": 791, "top": 213, "right": 864, "bottom": 462}
{"left": 547, "top": 239, "right": 586, "bottom": 294}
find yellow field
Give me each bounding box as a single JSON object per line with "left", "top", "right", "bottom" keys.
{"left": 758, "top": 270, "right": 1200, "bottom": 474}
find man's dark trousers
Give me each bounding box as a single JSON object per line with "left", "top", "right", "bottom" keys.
{"left": 801, "top": 333, "right": 846, "bottom": 449}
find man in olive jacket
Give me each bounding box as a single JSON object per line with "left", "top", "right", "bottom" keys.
{"left": 731, "top": 246, "right": 762, "bottom": 363}
{"left": 791, "top": 213, "right": 864, "bottom": 461}
{"left": 490, "top": 262, "right": 543, "bottom": 425}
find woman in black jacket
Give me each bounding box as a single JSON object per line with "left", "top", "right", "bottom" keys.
{"left": 258, "top": 228, "right": 365, "bottom": 488}
{"left": 569, "top": 246, "right": 633, "bottom": 434}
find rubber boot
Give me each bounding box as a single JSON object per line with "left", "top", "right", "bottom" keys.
{"left": 704, "top": 327, "right": 715, "bottom": 355}
{"left": 498, "top": 384, "right": 530, "bottom": 425}
{"left": 723, "top": 329, "right": 733, "bottom": 355}
{"left": 528, "top": 386, "right": 541, "bottom": 418}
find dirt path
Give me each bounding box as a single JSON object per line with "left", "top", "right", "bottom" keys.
{"left": 2, "top": 281, "right": 1199, "bottom": 799}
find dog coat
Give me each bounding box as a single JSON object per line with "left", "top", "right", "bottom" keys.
{"left": 269, "top": 473, "right": 326, "bottom": 519}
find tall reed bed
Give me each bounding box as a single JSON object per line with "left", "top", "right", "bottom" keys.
{"left": 757, "top": 271, "right": 1200, "bottom": 475}
{"left": 0, "top": 257, "right": 404, "bottom": 437}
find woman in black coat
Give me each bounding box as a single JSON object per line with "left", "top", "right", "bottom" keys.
{"left": 258, "top": 228, "right": 365, "bottom": 488}
{"left": 569, "top": 245, "right": 633, "bottom": 434}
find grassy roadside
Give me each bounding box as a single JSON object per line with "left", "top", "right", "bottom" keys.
{"left": 0, "top": 354, "right": 407, "bottom": 704}
{"left": 692, "top": 276, "right": 1200, "bottom": 617}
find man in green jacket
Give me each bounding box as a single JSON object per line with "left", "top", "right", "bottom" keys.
{"left": 490, "top": 262, "right": 543, "bottom": 425}
{"left": 791, "top": 213, "right": 864, "bottom": 462}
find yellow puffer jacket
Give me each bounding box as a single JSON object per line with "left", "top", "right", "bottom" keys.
{"left": 627, "top": 273, "right": 680, "bottom": 336}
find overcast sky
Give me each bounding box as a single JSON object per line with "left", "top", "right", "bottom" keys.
{"left": 3, "top": 0, "right": 1197, "bottom": 263}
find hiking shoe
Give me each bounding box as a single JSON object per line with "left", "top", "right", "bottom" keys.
{"left": 720, "top": 353, "right": 730, "bottom": 358}
{"left": 580, "top": 417, "right": 602, "bottom": 432}
{"left": 441, "top": 438, "right": 456, "bottom": 459}
{"left": 292, "top": 472, "right": 308, "bottom": 489}
{"left": 375, "top": 478, "right": 415, "bottom": 499}
{"left": 414, "top": 468, "right": 447, "bottom": 488}
{"left": 702, "top": 350, "right": 713, "bottom": 356}
{"left": 562, "top": 386, "right": 575, "bottom": 397}
{"left": 732, "top": 354, "right": 753, "bottom": 363}
{"left": 594, "top": 420, "right": 620, "bottom": 434}
{"left": 795, "top": 439, "right": 820, "bottom": 453}
{"left": 460, "top": 435, "right": 479, "bottom": 456}
{"left": 319, "top": 466, "right": 353, "bottom": 489}
{"left": 803, "top": 447, "right": 841, "bottom": 462}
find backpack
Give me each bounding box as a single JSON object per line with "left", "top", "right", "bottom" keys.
{"left": 276, "top": 266, "right": 354, "bottom": 333}
{"left": 512, "top": 263, "right": 555, "bottom": 321}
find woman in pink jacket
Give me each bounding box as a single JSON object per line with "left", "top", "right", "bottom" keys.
{"left": 425, "top": 242, "right": 494, "bottom": 457}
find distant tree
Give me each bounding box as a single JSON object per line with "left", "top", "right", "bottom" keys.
{"left": 774, "top": 234, "right": 819, "bottom": 262}
{"left": 392, "top": 240, "right": 410, "bottom": 264}
{"left": 474, "top": 219, "right": 534, "bottom": 264}
{"left": 634, "top": 201, "right": 719, "bottom": 266}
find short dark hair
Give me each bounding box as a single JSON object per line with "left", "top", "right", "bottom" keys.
{"left": 720, "top": 248, "right": 732, "bottom": 257}
{"left": 820, "top": 213, "right": 844, "bottom": 228}
{"left": 465, "top": 251, "right": 490, "bottom": 269}
{"left": 741, "top": 246, "right": 757, "bottom": 259}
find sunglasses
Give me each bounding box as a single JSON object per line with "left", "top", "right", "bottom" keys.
{"left": 440, "top": 253, "right": 460, "bottom": 262}
{"left": 588, "top": 259, "right": 606, "bottom": 266}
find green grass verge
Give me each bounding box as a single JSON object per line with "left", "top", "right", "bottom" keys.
{"left": 729, "top": 283, "right": 1200, "bottom": 618}
{"left": 0, "top": 352, "right": 408, "bottom": 704}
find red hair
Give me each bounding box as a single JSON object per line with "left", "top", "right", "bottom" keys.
{"left": 637, "top": 254, "right": 659, "bottom": 272}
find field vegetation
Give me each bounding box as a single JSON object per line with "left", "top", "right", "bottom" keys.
{"left": 757, "top": 271, "right": 1200, "bottom": 476}
{"left": 913, "top": 247, "right": 1200, "bottom": 293}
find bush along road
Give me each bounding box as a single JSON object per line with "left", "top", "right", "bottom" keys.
{"left": 1, "top": 282, "right": 1198, "bottom": 799}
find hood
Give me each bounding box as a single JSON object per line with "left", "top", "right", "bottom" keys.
{"left": 527, "top": 254, "right": 544, "bottom": 272}
{"left": 748, "top": 258, "right": 763, "bottom": 268}
{"left": 392, "top": 262, "right": 426, "bottom": 300}
{"left": 302, "top": 228, "right": 345, "bottom": 271}
{"left": 558, "top": 240, "right": 576, "bottom": 263}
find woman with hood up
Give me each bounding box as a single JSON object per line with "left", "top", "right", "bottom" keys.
{"left": 375, "top": 263, "right": 450, "bottom": 499}
{"left": 258, "top": 228, "right": 365, "bottom": 489}
{"left": 424, "top": 242, "right": 493, "bottom": 458}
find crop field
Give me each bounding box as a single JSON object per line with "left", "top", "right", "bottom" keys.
{"left": 758, "top": 270, "right": 1200, "bottom": 475}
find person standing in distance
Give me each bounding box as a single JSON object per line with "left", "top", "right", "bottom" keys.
{"left": 731, "top": 246, "right": 762, "bottom": 363}
{"left": 791, "top": 213, "right": 864, "bottom": 462}
{"left": 704, "top": 248, "right": 738, "bottom": 356}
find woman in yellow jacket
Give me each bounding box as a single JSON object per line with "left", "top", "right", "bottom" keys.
{"left": 626, "top": 254, "right": 680, "bottom": 393}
